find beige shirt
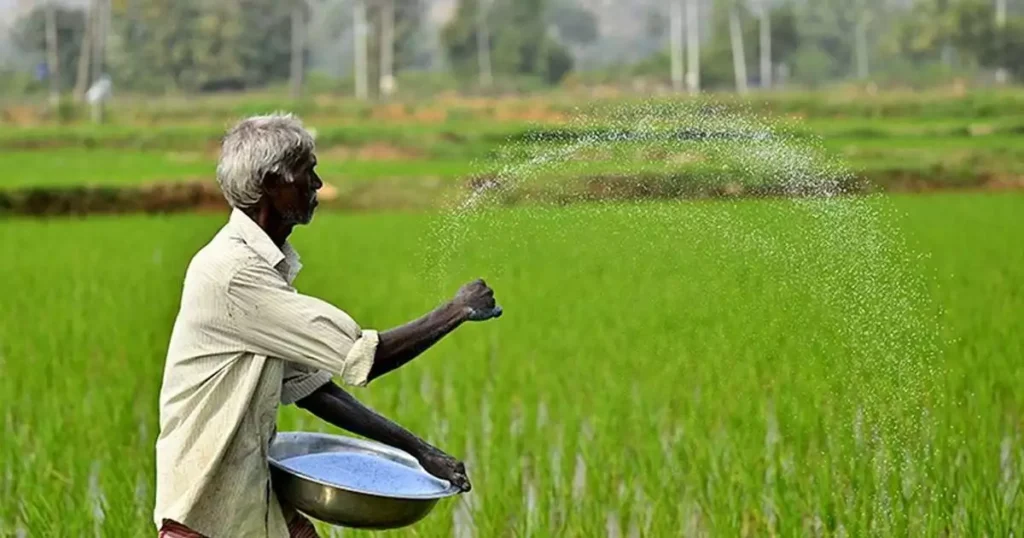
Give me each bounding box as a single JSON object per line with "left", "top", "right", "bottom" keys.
{"left": 154, "top": 209, "right": 379, "bottom": 537}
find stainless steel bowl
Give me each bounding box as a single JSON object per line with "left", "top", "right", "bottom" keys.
{"left": 268, "top": 431, "right": 461, "bottom": 530}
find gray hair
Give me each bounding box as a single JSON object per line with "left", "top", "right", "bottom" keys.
{"left": 216, "top": 113, "right": 316, "bottom": 209}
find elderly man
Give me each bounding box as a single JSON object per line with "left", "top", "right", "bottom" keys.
{"left": 154, "top": 113, "right": 501, "bottom": 538}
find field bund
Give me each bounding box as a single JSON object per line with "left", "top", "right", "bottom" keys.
{"left": 3, "top": 91, "right": 1024, "bottom": 216}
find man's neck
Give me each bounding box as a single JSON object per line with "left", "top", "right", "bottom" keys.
{"left": 245, "top": 206, "right": 293, "bottom": 247}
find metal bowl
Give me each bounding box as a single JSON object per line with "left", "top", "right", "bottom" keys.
{"left": 268, "top": 431, "right": 461, "bottom": 530}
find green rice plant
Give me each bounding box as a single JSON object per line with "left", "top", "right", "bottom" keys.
{"left": 0, "top": 192, "right": 1021, "bottom": 536}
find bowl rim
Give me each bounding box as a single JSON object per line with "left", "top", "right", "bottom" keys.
{"left": 268, "top": 431, "right": 463, "bottom": 501}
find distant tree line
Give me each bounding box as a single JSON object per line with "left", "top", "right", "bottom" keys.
{"left": 6, "top": 0, "right": 1024, "bottom": 99}
{"left": 628, "top": 0, "right": 1024, "bottom": 91}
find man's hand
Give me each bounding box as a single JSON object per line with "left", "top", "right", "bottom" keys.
{"left": 416, "top": 446, "right": 471, "bottom": 492}
{"left": 454, "top": 279, "right": 502, "bottom": 321}
{"left": 297, "top": 383, "right": 472, "bottom": 492}
{"left": 367, "top": 278, "right": 503, "bottom": 382}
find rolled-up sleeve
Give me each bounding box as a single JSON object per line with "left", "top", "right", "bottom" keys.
{"left": 227, "top": 263, "right": 379, "bottom": 387}
{"left": 280, "top": 362, "right": 333, "bottom": 405}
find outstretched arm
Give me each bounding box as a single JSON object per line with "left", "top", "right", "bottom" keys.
{"left": 368, "top": 301, "right": 466, "bottom": 382}
{"left": 367, "top": 279, "right": 501, "bottom": 383}
{"left": 296, "top": 381, "right": 471, "bottom": 491}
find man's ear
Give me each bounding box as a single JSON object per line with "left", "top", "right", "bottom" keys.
{"left": 263, "top": 171, "right": 286, "bottom": 196}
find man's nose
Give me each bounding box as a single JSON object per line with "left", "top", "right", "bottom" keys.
{"left": 312, "top": 173, "right": 323, "bottom": 190}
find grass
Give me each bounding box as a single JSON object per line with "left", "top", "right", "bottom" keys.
{"left": 0, "top": 122, "right": 533, "bottom": 153}
{"left": 7, "top": 87, "right": 1024, "bottom": 124}
{"left": 2, "top": 130, "right": 1022, "bottom": 194}
{"left": 0, "top": 149, "right": 213, "bottom": 189}
{"left": 0, "top": 148, "right": 481, "bottom": 190}
{"left": 1, "top": 191, "right": 1022, "bottom": 536}
{"left": 4, "top": 115, "right": 1024, "bottom": 151}
{"left": 3, "top": 96, "right": 1024, "bottom": 196}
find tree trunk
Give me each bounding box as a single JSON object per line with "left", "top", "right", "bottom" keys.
{"left": 45, "top": 2, "right": 60, "bottom": 109}
{"left": 290, "top": 3, "right": 305, "bottom": 99}
{"left": 995, "top": 0, "right": 1008, "bottom": 84}
{"left": 685, "top": 0, "right": 700, "bottom": 94}
{"left": 74, "top": 0, "right": 95, "bottom": 101}
{"left": 92, "top": 0, "right": 107, "bottom": 78}
{"left": 354, "top": 0, "right": 369, "bottom": 100}
{"left": 729, "top": 4, "right": 748, "bottom": 94}
{"left": 379, "top": 0, "right": 395, "bottom": 98}
{"left": 477, "top": 0, "right": 493, "bottom": 89}
{"left": 670, "top": 0, "right": 684, "bottom": 92}
{"left": 759, "top": 0, "right": 771, "bottom": 89}
{"left": 854, "top": 15, "right": 869, "bottom": 80}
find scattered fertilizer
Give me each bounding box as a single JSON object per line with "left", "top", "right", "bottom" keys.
{"left": 279, "top": 452, "right": 450, "bottom": 497}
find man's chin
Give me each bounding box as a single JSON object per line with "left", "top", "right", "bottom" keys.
{"left": 285, "top": 209, "right": 315, "bottom": 226}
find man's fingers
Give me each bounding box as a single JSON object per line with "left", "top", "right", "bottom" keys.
{"left": 445, "top": 470, "right": 470, "bottom": 491}
{"left": 467, "top": 304, "right": 502, "bottom": 321}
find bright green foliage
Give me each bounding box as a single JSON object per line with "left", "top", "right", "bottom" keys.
{"left": 0, "top": 192, "right": 1022, "bottom": 535}
{"left": 3, "top": 110, "right": 1024, "bottom": 193}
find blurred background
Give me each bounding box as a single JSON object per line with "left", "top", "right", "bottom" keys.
{"left": 2, "top": 0, "right": 1023, "bottom": 100}
{"left": 1, "top": 0, "right": 1022, "bottom": 213}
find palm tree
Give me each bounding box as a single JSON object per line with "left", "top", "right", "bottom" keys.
{"left": 756, "top": 0, "right": 771, "bottom": 89}
{"left": 44, "top": 0, "right": 59, "bottom": 108}
{"left": 685, "top": 0, "right": 700, "bottom": 93}
{"left": 354, "top": 0, "right": 368, "bottom": 99}
{"left": 671, "top": 0, "right": 684, "bottom": 91}
{"left": 728, "top": 0, "right": 748, "bottom": 93}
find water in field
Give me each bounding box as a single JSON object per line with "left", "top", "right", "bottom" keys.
{"left": 424, "top": 101, "right": 946, "bottom": 535}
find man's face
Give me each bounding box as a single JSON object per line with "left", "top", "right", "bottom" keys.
{"left": 266, "top": 153, "right": 322, "bottom": 225}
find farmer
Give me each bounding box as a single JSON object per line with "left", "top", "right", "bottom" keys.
{"left": 154, "top": 113, "right": 501, "bottom": 538}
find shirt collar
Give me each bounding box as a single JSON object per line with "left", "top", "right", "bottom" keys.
{"left": 227, "top": 209, "right": 303, "bottom": 284}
